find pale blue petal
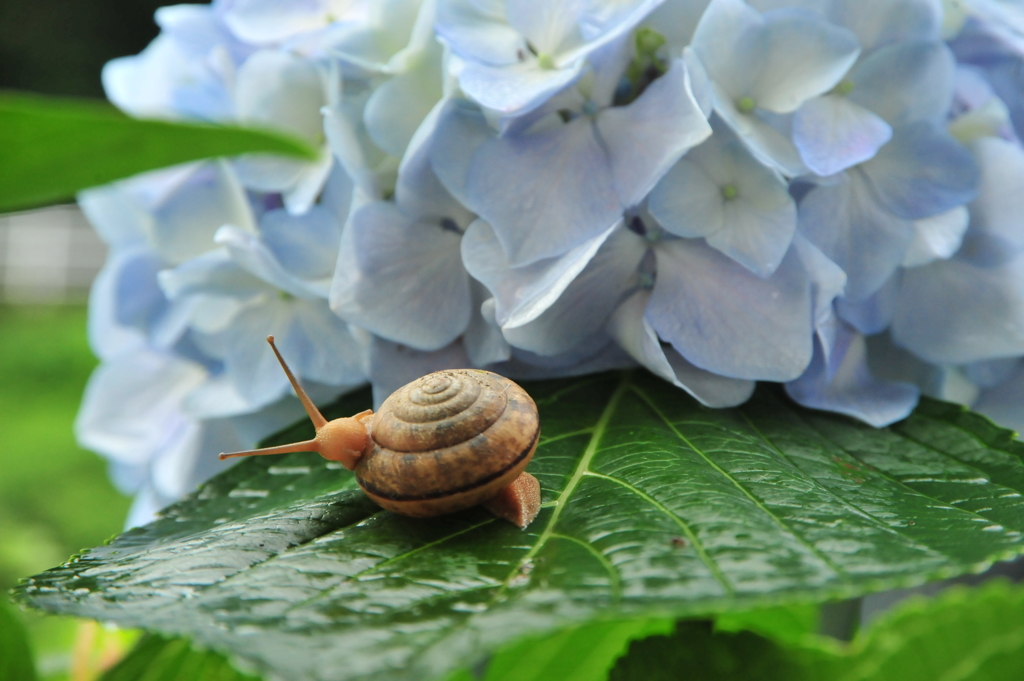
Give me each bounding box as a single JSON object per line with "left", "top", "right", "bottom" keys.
{"left": 396, "top": 100, "right": 477, "bottom": 224}
{"left": 215, "top": 226, "right": 326, "bottom": 299}
{"left": 435, "top": 0, "right": 525, "bottom": 65}
{"left": 503, "top": 332, "right": 630, "bottom": 376}
{"left": 964, "top": 357, "right": 1021, "bottom": 389}
{"left": 651, "top": 124, "right": 796, "bottom": 277}
{"left": 863, "top": 123, "right": 979, "bottom": 220}
{"left": 501, "top": 226, "right": 647, "bottom": 355}
{"left": 902, "top": 206, "right": 969, "bottom": 267}
{"left": 87, "top": 249, "right": 152, "bottom": 360}
{"left": 595, "top": 58, "right": 712, "bottom": 207}
{"left": 747, "top": 10, "right": 860, "bottom": 114}
{"left": 463, "top": 115, "right": 620, "bottom": 265}
{"left": 151, "top": 161, "right": 257, "bottom": 265}
{"left": 608, "top": 290, "right": 755, "bottom": 407}
{"left": 290, "top": 301, "right": 367, "bottom": 386}
{"left": 793, "top": 234, "right": 847, "bottom": 337}
{"left": 369, "top": 337, "right": 472, "bottom": 409}
{"left": 75, "top": 348, "right": 207, "bottom": 465}
{"left": 158, "top": 250, "right": 268, "bottom": 301}
{"left": 799, "top": 170, "right": 915, "bottom": 301}
{"left": 786, "top": 322, "right": 918, "bottom": 427}
{"left": 331, "top": 202, "right": 470, "bottom": 350}
{"left": 848, "top": 41, "right": 955, "bottom": 126}
{"left": 957, "top": 138, "right": 1024, "bottom": 265}
{"left": 827, "top": 0, "right": 942, "bottom": 52}
{"left": 461, "top": 219, "right": 631, "bottom": 327}
{"left": 974, "top": 365, "right": 1024, "bottom": 434}
{"left": 464, "top": 288, "right": 512, "bottom": 367}
{"left": 793, "top": 95, "right": 892, "bottom": 176}
{"left": 220, "top": 297, "right": 363, "bottom": 407}
{"left": 259, "top": 206, "right": 342, "bottom": 281}
{"left": 457, "top": 58, "right": 585, "bottom": 115}
{"left": 893, "top": 252, "right": 1024, "bottom": 364}
{"left": 647, "top": 156, "right": 724, "bottom": 239}
{"left": 835, "top": 272, "right": 900, "bottom": 335}
{"left": 715, "top": 90, "right": 807, "bottom": 175}
{"left": 649, "top": 238, "right": 813, "bottom": 381}
{"left": 427, "top": 99, "right": 494, "bottom": 210}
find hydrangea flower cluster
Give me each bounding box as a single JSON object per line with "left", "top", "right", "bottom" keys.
{"left": 77, "top": 0, "right": 1024, "bottom": 525}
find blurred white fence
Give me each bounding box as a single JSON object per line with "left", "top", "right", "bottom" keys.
{"left": 0, "top": 205, "right": 106, "bottom": 304}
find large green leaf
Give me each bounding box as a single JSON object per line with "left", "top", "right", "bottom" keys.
{"left": 0, "top": 599, "right": 36, "bottom": 681}
{"left": 14, "top": 372, "right": 1024, "bottom": 681}
{"left": 0, "top": 91, "right": 318, "bottom": 212}
{"left": 609, "top": 581, "right": 1024, "bottom": 681}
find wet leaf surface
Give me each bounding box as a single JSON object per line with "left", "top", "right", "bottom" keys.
{"left": 14, "top": 372, "right": 1024, "bottom": 681}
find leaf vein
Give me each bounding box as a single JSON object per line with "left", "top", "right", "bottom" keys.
{"left": 630, "top": 386, "right": 849, "bottom": 579}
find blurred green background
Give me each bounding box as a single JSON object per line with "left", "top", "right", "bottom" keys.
{"left": 0, "top": 308, "right": 134, "bottom": 679}
{"left": 2, "top": 1, "right": 167, "bottom": 677}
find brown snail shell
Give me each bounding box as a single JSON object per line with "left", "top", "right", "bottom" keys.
{"left": 357, "top": 369, "right": 540, "bottom": 518}
{"left": 219, "top": 338, "right": 542, "bottom": 526}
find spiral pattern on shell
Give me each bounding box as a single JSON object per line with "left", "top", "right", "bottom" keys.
{"left": 355, "top": 370, "right": 540, "bottom": 517}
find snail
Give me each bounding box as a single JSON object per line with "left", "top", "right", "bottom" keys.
{"left": 219, "top": 337, "right": 542, "bottom": 528}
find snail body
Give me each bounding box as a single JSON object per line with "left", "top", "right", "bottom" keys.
{"left": 220, "top": 337, "right": 541, "bottom": 528}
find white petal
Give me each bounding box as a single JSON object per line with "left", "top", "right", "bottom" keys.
{"left": 827, "top": 0, "right": 942, "bottom": 51}
{"left": 902, "top": 206, "right": 969, "bottom": 267}
{"left": 609, "top": 289, "right": 755, "bottom": 407}
{"left": 435, "top": 0, "right": 525, "bottom": 66}
{"left": 457, "top": 58, "right": 585, "bottom": 116}
{"left": 75, "top": 349, "right": 207, "bottom": 465}
{"left": 747, "top": 11, "right": 860, "bottom": 114}
{"left": 958, "top": 137, "right": 1024, "bottom": 263}
{"left": 234, "top": 50, "right": 326, "bottom": 142}
{"left": 715, "top": 91, "right": 806, "bottom": 176}
{"left": 691, "top": 0, "right": 764, "bottom": 98}
{"left": 364, "top": 41, "right": 444, "bottom": 158}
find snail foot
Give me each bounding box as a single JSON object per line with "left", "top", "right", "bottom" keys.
{"left": 483, "top": 472, "right": 540, "bottom": 528}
